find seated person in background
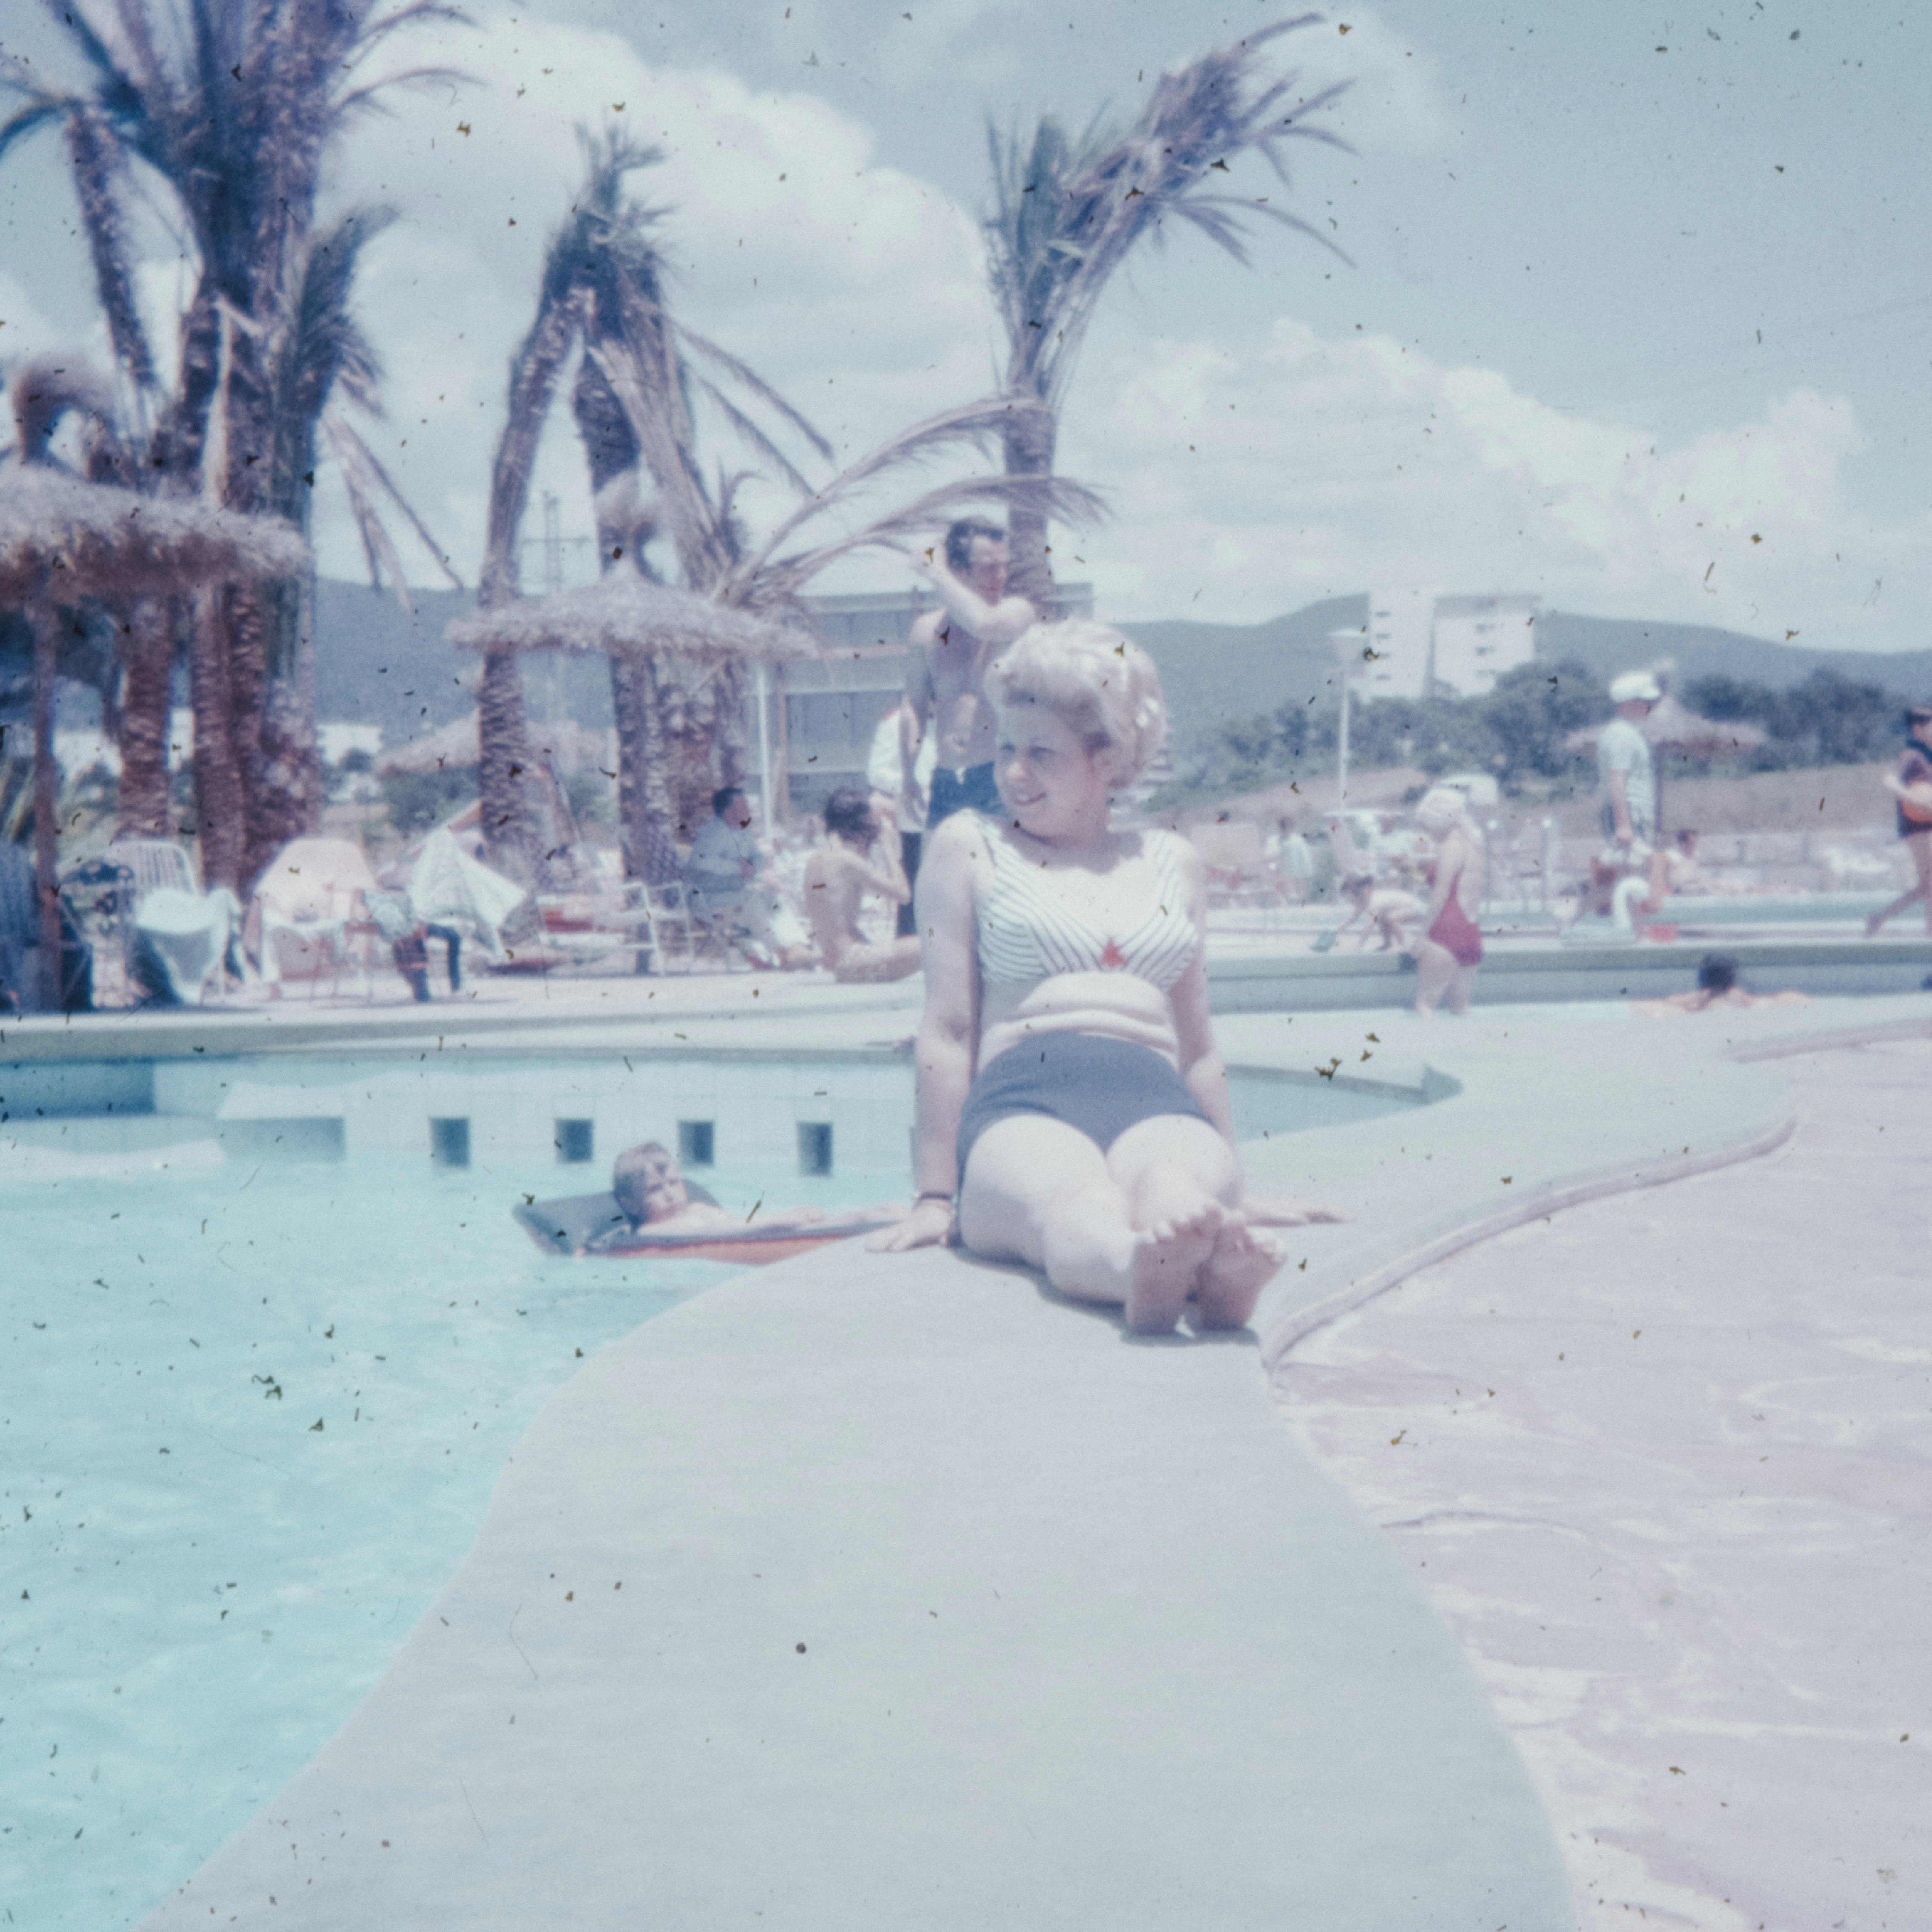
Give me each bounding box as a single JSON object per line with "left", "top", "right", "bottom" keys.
{"left": 1331, "top": 873, "right": 1425, "bottom": 952}
{"left": 1663, "top": 827, "right": 1707, "bottom": 895}
{"left": 803, "top": 786, "right": 923, "bottom": 983}
{"left": 1632, "top": 952, "right": 1811, "bottom": 1017}
{"left": 683, "top": 785, "right": 811, "bottom": 969}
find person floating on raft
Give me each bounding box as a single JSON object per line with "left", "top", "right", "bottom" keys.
{"left": 516, "top": 1142, "right": 902, "bottom": 1262}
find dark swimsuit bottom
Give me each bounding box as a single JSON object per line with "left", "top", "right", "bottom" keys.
{"left": 955, "top": 1032, "right": 1210, "bottom": 1176}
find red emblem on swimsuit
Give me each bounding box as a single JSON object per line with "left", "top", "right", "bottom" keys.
{"left": 1099, "top": 937, "right": 1126, "bottom": 970}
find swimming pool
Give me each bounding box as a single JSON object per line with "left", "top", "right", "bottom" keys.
{"left": 0, "top": 1049, "right": 1426, "bottom": 1928}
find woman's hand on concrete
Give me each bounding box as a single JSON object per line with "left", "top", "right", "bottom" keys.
{"left": 867, "top": 1196, "right": 955, "bottom": 1251}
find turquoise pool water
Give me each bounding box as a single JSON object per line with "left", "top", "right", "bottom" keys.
{"left": 0, "top": 1150, "right": 894, "bottom": 1931}
{"left": 0, "top": 1051, "right": 1423, "bottom": 1928}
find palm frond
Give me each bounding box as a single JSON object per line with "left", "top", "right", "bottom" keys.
{"left": 669, "top": 320, "right": 833, "bottom": 462}
{"left": 325, "top": 414, "right": 415, "bottom": 615}
{"left": 724, "top": 391, "right": 1054, "bottom": 595}
{"left": 338, "top": 1, "right": 471, "bottom": 70}
{"left": 324, "top": 409, "right": 462, "bottom": 589}
{"left": 747, "top": 472, "right": 1108, "bottom": 606}
{"left": 689, "top": 373, "right": 815, "bottom": 501}
{"left": 332, "top": 63, "right": 473, "bottom": 119}
{"left": 1172, "top": 192, "right": 1352, "bottom": 266}
{"left": 0, "top": 96, "right": 65, "bottom": 166}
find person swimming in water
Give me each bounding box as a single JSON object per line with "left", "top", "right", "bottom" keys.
{"left": 868, "top": 619, "right": 1341, "bottom": 1334}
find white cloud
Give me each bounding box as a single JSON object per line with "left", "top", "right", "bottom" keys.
{"left": 1282, "top": 9, "right": 1458, "bottom": 158}
{"left": 1058, "top": 311, "right": 1932, "bottom": 650}
{"left": 0, "top": 271, "right": 77, "bottom": 384}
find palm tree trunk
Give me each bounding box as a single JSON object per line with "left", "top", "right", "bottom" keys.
{"left": 246, "top": 577, "right": 320, "bottom": 884}
{"left": 31, "top": 601, "right": 61, "bottom": 1011}
{"left": 1001, "top": 403, "right": 1060, "bottom": 615}
{"left": 189, "top": 587, "right": 247, "bottom": 890}
{"left": 477, "top": 651, "right": 533, "bottom": 879}
{"left": 610, "top": 655, "right": 680, "bottom": 885}
{"left": 116, "top": 598, "right": 175, "bottom": 838}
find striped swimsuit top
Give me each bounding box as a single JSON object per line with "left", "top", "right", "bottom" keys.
{"left": 973, "top": 815, "right": 1200, "bottom": 992}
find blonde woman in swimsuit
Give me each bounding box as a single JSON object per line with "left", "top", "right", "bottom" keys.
{"left": 869, "top": 620, "right": 1340, "bottom": 1334}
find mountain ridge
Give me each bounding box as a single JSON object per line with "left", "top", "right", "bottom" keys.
{"left": 312, "top": 578, "right": 1932, "bottom": 756}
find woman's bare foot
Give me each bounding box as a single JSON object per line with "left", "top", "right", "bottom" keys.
{"left": 1121, "top": 1194, "right": 1221, "bottom": 1335}
{"left": 1193, "top": 1216, "right": 1286, "bottom": 1329}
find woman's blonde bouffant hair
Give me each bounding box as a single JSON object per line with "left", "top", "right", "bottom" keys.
{"left": 985, "top": 619, "right": 1168, "bottom": 785}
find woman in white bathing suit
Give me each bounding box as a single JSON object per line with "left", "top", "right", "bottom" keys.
{"left": 870, "top": 620, "right": 1340, "bottom": 1334}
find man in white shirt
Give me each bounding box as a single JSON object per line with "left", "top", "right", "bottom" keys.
{"left": 683, "top": 785, "right": 808, "bottom": 966}
{"left": 1597, "top": 670, "right": 1666, "bottom": 910}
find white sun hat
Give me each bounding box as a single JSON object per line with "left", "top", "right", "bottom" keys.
{"left": 1608, "top": 671, "right": 1663, "bottom": 703}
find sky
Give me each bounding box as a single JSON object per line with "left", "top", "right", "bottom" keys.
{"left": 3, "top": 0, "right": 1930, "bottom": 651}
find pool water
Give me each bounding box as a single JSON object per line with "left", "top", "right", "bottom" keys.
{"left": 0, "top": 1152, "right": 897, "bottom": 1931}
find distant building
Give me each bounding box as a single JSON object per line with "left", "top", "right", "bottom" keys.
{"left": 766, "top": 583, "right": 1094, "bottom": 820}
{"left": 1362, "top": 591, "right": 1435, "bottom": 701}
{"left": 1360, "top": 591, "right": 1542, "bottom": 702}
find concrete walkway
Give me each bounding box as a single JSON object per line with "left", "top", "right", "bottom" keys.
{"left": 36, "top": 984, "right": 1913, "bottom": 1931}
{"left": 1279, "top": 1037, "right": 1932, "bottom": 1932}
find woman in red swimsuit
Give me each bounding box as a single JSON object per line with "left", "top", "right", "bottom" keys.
{"left": 1411, "top": 788, "right": 1487, "bottom": 1017}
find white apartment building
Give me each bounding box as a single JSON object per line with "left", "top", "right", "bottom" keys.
{"left": 1428, "top": 593, "right": 1540, "bottom": 698}
{"left": 1362, "top": 590, "right": 1435, "bottom": 700}
{"left": 1361, "top": 592, "right": 1542, "bottom": 701}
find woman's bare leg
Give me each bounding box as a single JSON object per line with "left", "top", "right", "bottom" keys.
{"left": 960, "top": 1114, "right": 1222, "bottom": 1331}
{"left": 1412, "top": 937, "right": 1457, "bottom": 1015}
{"left": 1865, "top": 833, "right": 1932, "bottom": 936}
{"left": 1445, "top": 962, "right": 1480, "bottom": 1016}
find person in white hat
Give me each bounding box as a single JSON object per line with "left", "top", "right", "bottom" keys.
{"left": 1598, "top": 671, "right": 1666, "bottom": 912}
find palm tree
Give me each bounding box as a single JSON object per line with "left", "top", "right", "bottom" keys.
{"left": 0, "top": 0, "right": 460, "bottom": 887}
{"left": 983, "top": 14, "right": 1351, "bottom": 609}
{"left": 475, "top": 133, "right": 1102, "bottom": 881}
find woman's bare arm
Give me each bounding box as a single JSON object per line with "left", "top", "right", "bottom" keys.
{"left": 869, "top": 816, "right": 982, "bottom": 1251}
{"left": 1167, "top": 841, "right": 1236, "bottom": 1140}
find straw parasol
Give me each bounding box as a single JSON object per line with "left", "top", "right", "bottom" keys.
{"left": 447, "top": 565, "right": 815, "bottom": 883}
{"left": 0, "top": 460, "right": 307, "bottom": 1009}
{"left": 444, "top": 568, "right": 814, "bottom": 663}
{"left": 0, "top": 466, "right": 306, "bottom": 606}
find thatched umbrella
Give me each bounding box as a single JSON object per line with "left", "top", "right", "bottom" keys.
{"left": 445, "top": 570, "right": 813, "bottom": 665}
{"left": 1567, "top": 692, "right": 1767, "bottom": 839}
{"left": 447, "top": 568, "right": 814, "bottom": 882}
{"left": 0, "top": 462, "right": 306, "bottom": 1008}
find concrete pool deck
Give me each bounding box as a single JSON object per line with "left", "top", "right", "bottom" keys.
{"left": 5, "top": 979, "right": 1925, "bottom": 1927}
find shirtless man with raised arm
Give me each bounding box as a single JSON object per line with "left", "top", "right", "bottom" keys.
{"left": 803, "top": 787, "right": 922, "bottom": 982}
{"left": 899, "top": 519, "right": 1038, "bottom": 835}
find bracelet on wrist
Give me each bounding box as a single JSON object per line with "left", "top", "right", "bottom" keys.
{"left": 915, "top": 1190, "right": 954, "bottom": 1208}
